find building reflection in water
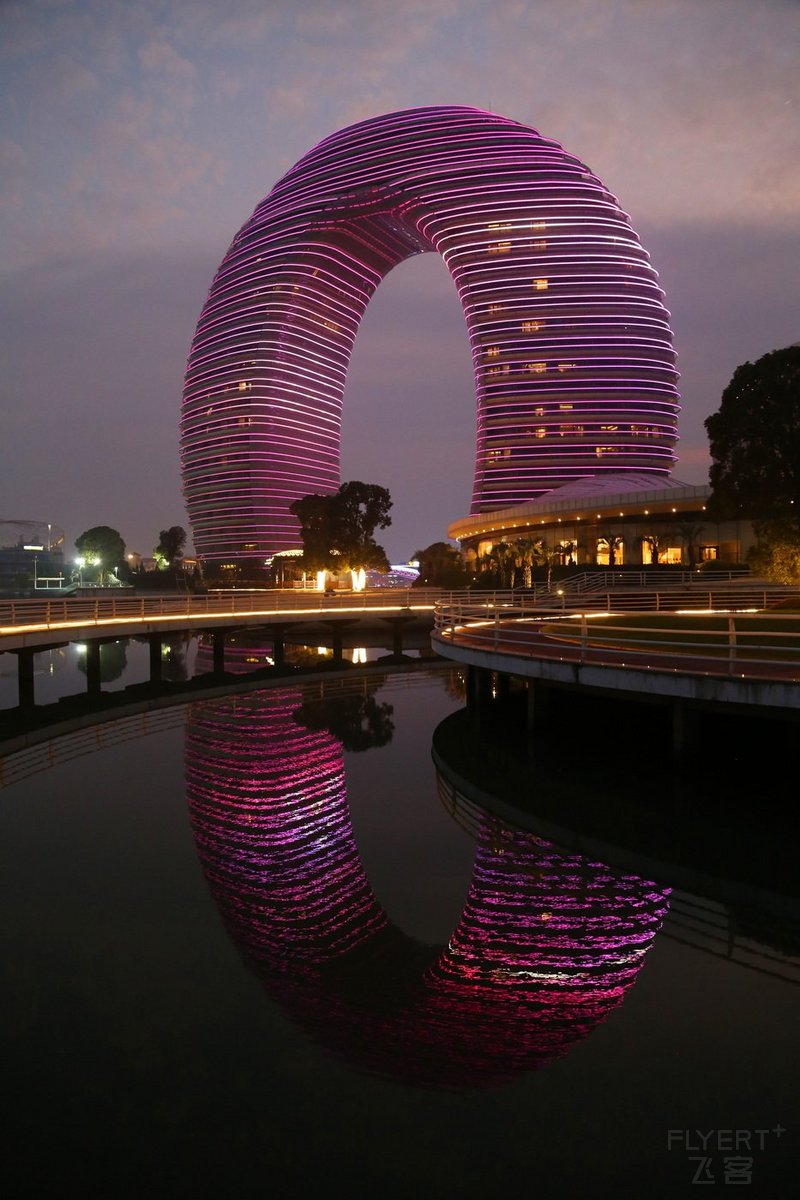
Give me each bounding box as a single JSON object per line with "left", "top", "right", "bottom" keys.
{"left": 185, "top": 681, "right": 670, "bottom": 1089}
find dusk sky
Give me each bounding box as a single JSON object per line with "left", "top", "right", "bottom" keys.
{"left": 2, "top": 0, "right": 798, "bottom": 565}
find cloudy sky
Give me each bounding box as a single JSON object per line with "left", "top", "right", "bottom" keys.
{"left": 2, "top": 0, "right": 798, "bottom": 564}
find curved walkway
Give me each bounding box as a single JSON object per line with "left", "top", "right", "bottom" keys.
{"left": 432, "top": 600, "right": 800, "bottom": 714}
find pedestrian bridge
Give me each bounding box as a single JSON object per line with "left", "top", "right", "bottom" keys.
{"left": 0, "top": 587, "right": 441, "bottom": 653}
{"left": 0, "top": 588, "right": 440, "bottom": 721}
{"left": 430, "top": 587, "right": 800, "bottom": 762}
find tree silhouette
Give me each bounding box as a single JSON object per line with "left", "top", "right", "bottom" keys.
{"left": 675, "top": 522, "right": 704, "bottom": 568}
{"left": 290, "top": 481, "right": 392, "bottom": 584}
{"left": 413, "top": 542, "right": 468, "bottom": 588}
{"left": 154, "top": 526, "right": 187, "bottom": 567}
{"left": 75, "top": 526, "right": 125, "bottom": 583}
{"left": 292, "top": 694, "right": 395, "bottom": 752}
{"left": 705, "top": 345, "right": 800, "bottom": 531}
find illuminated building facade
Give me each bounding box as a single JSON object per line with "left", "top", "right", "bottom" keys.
{"left": 181, "top": 106, "right": 679, "bottom": 566}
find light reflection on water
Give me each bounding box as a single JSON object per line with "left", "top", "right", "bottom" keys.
{"left": 0, "top": 664, "right": 797, "bottom": 1196}
{"left": 185, "top": 683, "right": 670, "bottom": 1089}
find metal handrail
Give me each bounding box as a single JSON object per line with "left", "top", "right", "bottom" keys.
{"left": 0, "top": 587, "right": 445, "bottom": 638}
{"left": 432, "top": 598, "right": 800, "bottom": 683}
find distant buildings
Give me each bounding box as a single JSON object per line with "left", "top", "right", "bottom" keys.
{"left": 182, "top": 106, "right": 679, "bottom": 569}
{"left": 0, "top": 520, "right": 66, "bottom": 593}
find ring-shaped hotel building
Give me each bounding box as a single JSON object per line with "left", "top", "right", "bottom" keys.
{"left": 181, "top": 106, "right": 680, "bottom": 567}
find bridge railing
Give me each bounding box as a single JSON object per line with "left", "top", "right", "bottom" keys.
{"left": 0, "top": 587, "right": 447, "bottom": 637}
{"left": 433, "top": 596, "right": 800, "bottom": 683}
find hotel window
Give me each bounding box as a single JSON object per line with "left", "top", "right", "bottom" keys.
{"left": 532, "top": 240, "right": 547, "bottom": 251}
{"left": 527, "top": 362, "right": 547, "bottom": 374}
{"left": 488, "top": 241, "right": 512, "bottom": 254}
{"left": 535, "top": 427, "right": 546, "bottom": 439}
{"left": 531, "top": 221, "right": 546, "bottom": 231}
{"left": 522, "top": 320, "right": 543, "bottom": 333}
{"left": 238, "top": 381, "right": 252, "bottom": 392}
{"left": 560, "top": 424, "right": 584, "bottom": 437}
{"left": 595, "top": 446, "right": 617, "bottom": 457}
{"left": 486, "top": 346, "right": 500, "bottom": 358}
{"left": 600, "top": 424, "right": 618, "bottom": 432}
{"left": 488, "top": 304, "right": 506, "bottom": 314}
{"left": 559, "top": 403, "right": 573, "bottom": 410}
{"left": 488, "top": 223, "right": 512, "bottom": 231}
{"left": 700, "top": 545, "right": 718, "bottom": 561}
{"left": 534, "top": 279, "right": 548, "bottom": 290}
{"left": 558, "top": 363, "right": 577, "bottom": 373}
{"left": 534, "top": 407, "right": 545, "bottom": 417}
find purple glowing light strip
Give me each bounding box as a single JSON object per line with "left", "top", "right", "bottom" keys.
{"left": 181, "top": 105, "right": 680, "bottom": 562}
{"left": 184, "top": 683, "right": 670, "bottom": 1087}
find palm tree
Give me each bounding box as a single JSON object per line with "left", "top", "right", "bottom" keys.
{"left": 513, "top": 536, "right": 543, "bottom": 587}
{"left": 675, "top": 521, "right": 704, "bottom": 568}
{"left": 639, "top": 528, "right": 676, "bottom": 567}
{"left": 492, "top": 541, "right": 518, "bottom": 588}
{"left": 595, "top": 527, "right": 624, "bottom": 566}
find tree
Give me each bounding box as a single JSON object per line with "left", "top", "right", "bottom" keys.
{"left": 638, "top": 530, "right": 674, "bottom": 567}
{"left": 513, "top": 536, "right": 543, "bottom": 587}
{"left": 675, "top": 521, "right": 704, "bottom": 569}
{"left": 491, "top": 541, "right": 518, "bottom": 588}
{"left": 595, "top": 528, "right": 623, "bottom": 567}
{"left": 154, "top": 525, "right": 187, "bottom": 568}
{"left": 290, "top": 481, "right": 392, "bottom": 589}
{"left": 705, "top": 345, "right": 800, "bottom": 530}
{"left": 412, "top": 542, "right": 469, "bottom": 588}
{"left": 75, "top": 525, "right": 125, "bottom": 584}
{"left": 747, "top": 520, "right": 800, "bottom": 583}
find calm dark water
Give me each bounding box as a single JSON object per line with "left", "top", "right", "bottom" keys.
{"left": 1, "top": 664, "right": 797, "bottom": 1198}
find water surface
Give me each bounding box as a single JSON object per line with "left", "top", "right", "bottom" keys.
{"left": 1, "top": 665, "right": 796, "bottom": 1197}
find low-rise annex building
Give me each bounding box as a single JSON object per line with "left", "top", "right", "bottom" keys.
{"left": 447, "top": 473, "right": 756, "bottom": 569}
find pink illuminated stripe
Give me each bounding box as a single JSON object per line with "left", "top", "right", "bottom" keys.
{"left": 184, "top": 682, "right": 670, "bottom": 1088}
{"left": 181, "top": 105, "right": 680, "bottom": 562}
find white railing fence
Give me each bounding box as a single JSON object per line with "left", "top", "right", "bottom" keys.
{"left": 433, "top": 594, "right": 800, "bottom": 682}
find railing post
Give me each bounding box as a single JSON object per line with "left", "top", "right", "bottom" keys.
{"left": 728, "top": 615, "right": 736, "bottom": 677}
{"left": 581, "top": 613, "right": 588, "bottom": 663}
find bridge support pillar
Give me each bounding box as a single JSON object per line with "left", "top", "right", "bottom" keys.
{"left": 15, "top": 648, "right": 36, "bottom": 712}
{"left": 85, "top": 640, "right": 102, "bottom": 697}
{"left": 148, "top": 634, "right": 162, "bottom": 685}
{"left": 320, "top": 619, "right": 358, "bottom": 666}
{"left": 331, "top": 631, "right": 343, "bottom": 665}
{"left": 212, "top": 629, "right": 226, "bottom": 676}
{"left": 269, "top": 625, "right": 285, "bottom": 668}
{"left": 379, "top": 615, "right": 416, "bottom": 660}
{"left": 467, "top": 665, "right": 492, "bottom": 730}
{"left": 526, "top": 679, "right": 551, "bottom": 731}
{"left": 672, "top": 701, "right": 699, "bottom": 764}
